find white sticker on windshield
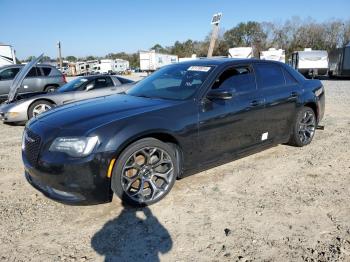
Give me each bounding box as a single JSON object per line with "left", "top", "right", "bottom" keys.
{"left": 187, "top": 66, "right": 211, "bottom": 72}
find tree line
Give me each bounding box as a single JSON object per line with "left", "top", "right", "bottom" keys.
{"left": 25, "top": 17, "right": 350, "bottom": 68}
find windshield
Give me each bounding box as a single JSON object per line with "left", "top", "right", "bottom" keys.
{"left": 57, "top": 77, "right": 89, "bottom": 93}
{"left": 127, "top": 64, "right": 214, "bottom": 100}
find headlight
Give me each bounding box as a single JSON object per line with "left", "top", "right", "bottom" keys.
{"left": 49, "top": 136, "right": 99, "bottom": 157}
{"left": 315, "top": 86, "right": 324, "bottom": 97}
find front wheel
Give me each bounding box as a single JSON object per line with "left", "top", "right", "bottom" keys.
{"left": 111, "top": 138, "right": 178, "bottom": 206}
{"left": 28, "top": 100, "right": 54, "bottom": 119}
{"left": 288, "top": 107, "right": 316, "bottom": 147}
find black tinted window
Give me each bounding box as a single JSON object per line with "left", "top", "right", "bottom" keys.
{"left": 255, "top": 63, "right": 284, "bottom": 89}
{"left": 93, "top": 77, "right": 113, "bottom": 89}
{"left": 283, "top": 68, "right": 297, "bottom": 85}
{"left": 26, "top": 67, "right": 40, "bottom": 77}
{"left": 212, "top": 66, "right": 256, "bottom": 93}
{"left": 42, "top": 67, "right": 52, "bottom": 76}
{"left": 0, "top": 67, "right": 20, "bottom": 80}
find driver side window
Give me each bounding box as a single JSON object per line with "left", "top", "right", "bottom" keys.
{"left": 212, "top": 66, "right": 256, "bottom": 94}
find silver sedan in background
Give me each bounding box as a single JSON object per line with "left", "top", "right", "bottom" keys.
{"left": 0, "top": 74, "right": 134, "bottom": 124}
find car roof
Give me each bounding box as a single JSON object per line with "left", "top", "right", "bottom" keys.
{"left": 0, "top": 63, "right": 57, "bottom": 69}
{"left": 177, "top": 58, "right": 265, "bottom": 66}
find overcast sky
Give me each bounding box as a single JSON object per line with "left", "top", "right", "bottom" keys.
{"left": 1, "top": 0, "right": 349, "bottom": 59}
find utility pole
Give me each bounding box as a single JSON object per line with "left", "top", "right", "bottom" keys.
{"left": 57, "top": 41, "right": 62, "bottom": 69}
{"left": 207, "top": 13, "right": 222, "bottom": 58}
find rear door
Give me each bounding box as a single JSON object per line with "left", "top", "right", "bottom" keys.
{"left": 20, "top": 67, "right": 44, "bottom": 93}
{"left": 254, "top": 63, "right": 299, "bottom": 142}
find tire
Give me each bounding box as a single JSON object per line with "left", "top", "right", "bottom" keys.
{"left": 28, "top": 100, "right": 54, "bottom": 119}
{"left": 44, "top": 85, "right": 57, "bottom": 92}
{"left": 111, "top": 138, "right": 178, "bottom": 206}
{"left": 288, "top": 106, "right": 316, "bottom": 147}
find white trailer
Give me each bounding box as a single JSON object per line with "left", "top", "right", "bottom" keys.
{"left": 92, "top": 59, "right": 115, "bottom": 74}
{"left": 228, "top": 47, "right": 253, "bottom": 59}
{"left": 75, "top": 61, "right": 89, "bottom": 75}
{"left": 260, "top": 48, "right": 285, "bottom": 63}
{"left": 139, "top": 50, "right": 178, "bottom": 71}
{"left": 179, "top": 54, "right": 198, "bottom": 62}
{"left": 291, "top": 48, "right": 329, "bottom": 77}
{"left": 114, "top": 59, "right": 129, "bottom": 73}
{"left": 0, "top": 44, "right": 16, "bottom": 67}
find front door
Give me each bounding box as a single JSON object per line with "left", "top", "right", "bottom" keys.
{"left": 197, "top": 65, "right": 265, "bottom": 166}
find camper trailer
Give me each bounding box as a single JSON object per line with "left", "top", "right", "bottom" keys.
{"left": 92, "top": 59, "right": 115, "bottom": 74}
{"left": 260, "top": 48, "right": 285, "bottom": 63}
{"left": 75, "top": 62, "right": 89, "bottom": 76}
{"left": 114, "top": 59, "right": 129, "bottom": 73}
{"left": 179, "top": 54, "right": 198, "bottom": 62}
{"left": 0, "top": 44, "right": 16, "bottom": 67}
{"left": 228, "top": 47, "right": 253, "bottom": 59}
{"left": 139, "top": 50, "right": 178, "bottom": 71}
{"left": 291, "top": 48, "right": 329, "bottom": 77}
{"left": 328, "top": 43, "right": 350, "bottom": 78}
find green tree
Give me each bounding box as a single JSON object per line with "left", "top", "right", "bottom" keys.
{"left": 65, "top": 56, "right": 77, "bottom": 62}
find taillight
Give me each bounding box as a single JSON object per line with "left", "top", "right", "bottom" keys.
{"left": 62, "top": 74, "right": 67, "bottom": 83}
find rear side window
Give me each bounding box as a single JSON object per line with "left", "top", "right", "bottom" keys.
{"left": 93, "top": 77, "right": 114, "bottom": 89}
{"left": 116, "top": 77, "right": 132, "bottom": 84}
{"left": 212, "top": 66, "right": 256, "bottom": 93}
{"left": 42, "top": 67, "right": 52, "bottom": 76}
{"left": 0, "top": 67, "right": 20, "bottom": 80}
{"left": 26, "top": 67, "right": 41, "bottom": 77}
{"left": 254, "top": 63, "right": 285, "bottom": 89}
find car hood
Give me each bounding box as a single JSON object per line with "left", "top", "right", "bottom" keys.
{"left": 7, "top": 54, "right": 43, "bottom": 103}
{"left": 32, "top": 94, "right": 180, "bottom": 131}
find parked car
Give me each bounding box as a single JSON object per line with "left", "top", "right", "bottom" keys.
{"left": 22, "top": 59, "right": 325, "bottom": 206}
{"left": 0, "top": 56, "right": 134, "bottom": 124}
{"left": 0, "top": 63, "right": 66, "bottom": 102}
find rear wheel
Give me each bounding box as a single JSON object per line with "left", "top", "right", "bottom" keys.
{"left": 28, "top": 100, "right": 54, "bottom": 119}
{"left": 44, "top": 85, "right": 57, "bottom": 92}
{"left": 111, "top": 138, "right": 178, "bottom": 206}
{"left": 288, "top": 107, "right": 316, "bottom": 147}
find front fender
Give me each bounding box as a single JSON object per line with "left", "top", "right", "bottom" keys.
{"left": 99, "top": 115, "right": 180, "bottom": 155}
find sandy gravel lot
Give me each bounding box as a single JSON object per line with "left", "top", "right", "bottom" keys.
{"left": 0, "top": 80, "right": 349, "bottom": 262}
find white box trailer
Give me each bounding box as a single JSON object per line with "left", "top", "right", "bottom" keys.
{"left": 0, "top": 44, "right": 16, "bottom": 67}
{"left": 291, "top": 48, "right": 329, "bottom": 77}
{"left": 140, "top": 50, "right": 178, "bottom": 71}
{"left": 260, "top": 48, "right": 285, "bottom": 63}
{"left": 228, "top": 47, "right": 253, "bottom": 58}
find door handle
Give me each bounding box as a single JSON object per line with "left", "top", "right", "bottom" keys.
{"left": 289, "top": 92, "right": 298, "bottom": 99}
{"left": 250, "top": 100, "right": 263, "bottom": 107}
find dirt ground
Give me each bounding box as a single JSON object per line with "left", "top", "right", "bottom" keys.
{"left": 0, "top": 80, "right": 350, "bottom": 262}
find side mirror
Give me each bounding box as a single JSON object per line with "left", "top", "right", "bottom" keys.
{"left": 85, "top": 84, "right": 94, "bottom": 91}
{"left": 207, "top": 89, "right": 233, "bottom": 100}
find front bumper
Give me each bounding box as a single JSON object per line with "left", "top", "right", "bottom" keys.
{"left": 23, "top": 150, "right": 115, "bottom": 205}
{"left": 0, "top": 103, "right": 28, "bottom": 124}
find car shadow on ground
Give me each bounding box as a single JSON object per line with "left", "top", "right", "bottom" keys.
{"left": 91, "top": 199, "right": 172, "bottom": 262}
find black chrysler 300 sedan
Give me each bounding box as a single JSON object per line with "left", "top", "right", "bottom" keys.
{"left": 22, "top": 59, "right": 325, "bottom": 206}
